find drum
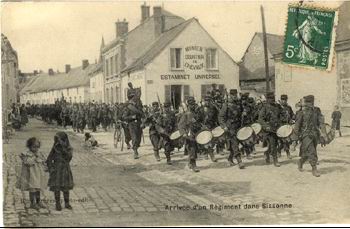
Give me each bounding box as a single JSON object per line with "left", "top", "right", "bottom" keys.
{"left": 211, "top": 126, "right": 225, "bottom": 142}
{"left": 195, "top": 130, "right": 213, "bottom": 145}
{"left": 320, "top": 123, "right": 335, "bottom": 145}
{"left": 250, "top": 123, "right": 263, "bottom": 139}
{"left": 276, "top": 124, "right": 294, "bottom": 143}
{"left": 170, "top": 130, "right": 184, "bottom": 149}
{"left": 236, "top": 127, "right": 254, "bottom": 145}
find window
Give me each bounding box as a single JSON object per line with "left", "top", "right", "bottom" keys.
{"left": 106, "top": 88, "right": 109, "bottom": 103}
{"left": 115, "top": 54, "right": 119, "bottom": 75}
{"left": 206, "top": 48, "right": 218, "bottom": 70}
{"left": 111, "top": 56, "right": 115, "bottom": 75}
{"left": 92, "top": 82, "right": 96, "bottom": 89}
{"left": 170, "top": 48, "right": 183, "bottom": 70}
{"left": 109, "top": 58, "right": 112, "bottom": 76}
{"left": 76, "top": 88, "right": 79, "bottom": 94}
{"left": 105, "top": 59, "right": 109, "bottom": 76}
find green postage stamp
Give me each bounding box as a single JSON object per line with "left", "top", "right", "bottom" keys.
{"left": 282, "top": 5, "right": 338, "bottom": 71}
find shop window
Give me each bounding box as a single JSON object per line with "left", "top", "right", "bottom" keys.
{"left": 170, "top": 48, "right": 183, "bottom": 70}
{"left": 206, "top": 48, "right": 218, "bottom": 70}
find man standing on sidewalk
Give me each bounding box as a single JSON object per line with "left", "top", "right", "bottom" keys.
{"left": 122, "top": 90, "right": 144, "bottom": 159}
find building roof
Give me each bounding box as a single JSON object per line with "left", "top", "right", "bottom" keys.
{"left": 20, "top": 63, "right": 100, "bottom": 95}
{"left": 123, "top": 18, "right": 195, "bottom": 73}
{"left": 102, "top": 7, "right": 186, "bottom": 72}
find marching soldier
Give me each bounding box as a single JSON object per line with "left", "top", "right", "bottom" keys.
{"left": 199, "top": 95, "right": 218, "bottom": 162}
{"left": 294, "top": 95, "right": 325, "bottom": 177}
{"left": 219, "top": 90, "right": 245, "bottom": 169}
{"left": 258, "top": 92, "right": 281, "bottom": 167}
{"left": 143, "top": 102, "right": 163, "bottom": 161}
{"left": 77, "top": 104, "right": 86, "bottom": 133}
{"left": 122, "top": 90, "right": 144, "bottom": 159}
{"left": 178, "top": 97, "right": 202, "bottom": 172}
{"left": 158, "top": 101, "right": 177, "bottom": 165}
{"left": 241, "top": 96, "right": 254, "bottom": 160}
{"left": 99, "top": 104, "right": 111, "bottom": 132}
{"left": 89, "top": 104, "right": 98, "bottom": 132}
{"left": 278, "top": 94, "right": 294, "bottom": 159}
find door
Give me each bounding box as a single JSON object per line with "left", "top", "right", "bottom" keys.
{"left": 171, "top": 85, "right": 182, "bottom": 110}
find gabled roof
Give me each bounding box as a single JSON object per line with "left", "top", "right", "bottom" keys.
{"left": 122, "top": 18, "right": 195, "bottom": 73}
{"left": 20, "top": 63, "right": 100, "bottom": 95}
{"left": 102, "top": 8, "right": 185, "bottom": 72}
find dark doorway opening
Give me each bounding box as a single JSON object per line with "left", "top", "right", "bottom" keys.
{"left": 170, "top": 85, "right": 182, "bottom": 110}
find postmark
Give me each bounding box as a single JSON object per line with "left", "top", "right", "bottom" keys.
{"left": 282, "top": 4, "right": 338, "bottom": 71}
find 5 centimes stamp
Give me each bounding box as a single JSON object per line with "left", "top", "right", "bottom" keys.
{"left": 282, "top": 4, "right": 338, "bottom": 71}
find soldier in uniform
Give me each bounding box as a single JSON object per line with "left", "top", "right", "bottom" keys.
{"left": 99, "top": 104, "right": 111, "bottom": 132}
{"left": 158, "top": 101, "right": 177, "bottom": 165}
{"left": 89, "top": 104, "right": 98, "bottom": 132}
{"left": 278, "top": 94, "right": 294, "bottom": 159}
{"left": 219, "top": 92, "right": 245, "bottom": 169}
{"left": 178, "top": 97, "right": 202, "bottom": 172}
{"left": 122, "top": 90, "right": 144, "bottom": 159}
{"left": 77, "top": 104, "right": 86, "bottom": 133}
{"left": 198, "top": 95, "right": 218, "bottom": 162}
{"left": 71, "top": 104, "right": 79, "bottom": 132}
{"left": 143, "top": 102, "right": 163, "bottom": 161}
{"left": 258, "top": 92, "right": 281, "bottom": 167}
{"left": 294, "top": 95, "right": 325, "bottom": 177}
{"left": 241, "top": 95, "right": 254, "bottom": 160}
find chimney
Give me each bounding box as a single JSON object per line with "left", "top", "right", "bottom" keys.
{"left": 115, "top": 19, "right": 129, "bottom": 38}
{"left": 48, "top": 68, "right": 54, "bottom": 75}
{"left": 141, "top": 2, "right": 150, "bottom": 23}
{"left": 65, "top": 64, "right": 71, "bottom": 73}
{"left": 82, "top": 60, "right": 89, "bottom": 70}
{"left": 153, "top": 6, "right": 165, "bottom": 37}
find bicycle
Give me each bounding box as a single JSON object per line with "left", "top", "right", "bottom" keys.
{"left": 114, "top": 121, "right": 126, "bottom": 151}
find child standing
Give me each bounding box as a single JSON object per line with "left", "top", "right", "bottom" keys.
{"left": 17, "top": 137, "right": 47, "bottom": 210}
{"left": 331, "top": 105, "right": 342, "bottom": 137}
{"left": 46, "top": 131, "right": 74, "bottom": 211}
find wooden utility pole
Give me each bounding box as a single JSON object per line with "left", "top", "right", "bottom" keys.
{"left": 260, "top": 5, "right": 270, "bottom": 93}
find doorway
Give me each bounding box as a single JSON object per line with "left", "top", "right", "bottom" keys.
{"left": 170, "top": 85, "right": 182, "bottom": 109}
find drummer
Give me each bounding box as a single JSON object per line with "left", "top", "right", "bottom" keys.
{"left": 157, "top": 101, "right": 177, "bottom": 165}
{"left": 219, "top": 90, "right": 245, "bottom": 169}
{"left": 258, "top": 92, "right": 281, "bottom": 167}
{"left": 198, "top": 95, "right": 218, "bottom": 162}
{"left": 278, "top": 94, "right": 295, "bottom": 159}
{"left": 178, "top": 96, "right": 203, "bottom": 172}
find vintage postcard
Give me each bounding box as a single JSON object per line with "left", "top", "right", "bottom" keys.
{"left": 1, "top": 0, "right": 350, "bottom": 227}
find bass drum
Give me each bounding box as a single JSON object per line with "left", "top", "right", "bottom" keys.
{"left": 211, "top": 126, "right": 226, "bottom": 142}
{"left": 195, "top": 130, "right": 213, "bottom": 145}
{"left": 237, "top": 127, "right": 254, "bottom": 145}
{"left": 251, "top": 123, "right": 263, "bottom": 140}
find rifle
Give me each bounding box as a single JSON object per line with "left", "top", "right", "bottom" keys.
{"left": 156, "top": 93, "right": 164, "bottom": 114}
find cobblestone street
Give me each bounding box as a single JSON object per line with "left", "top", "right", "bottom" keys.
{"left": 3, "top": 119, "right": 350, "bottom": 226}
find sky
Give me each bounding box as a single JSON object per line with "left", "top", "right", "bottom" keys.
{"left": 1, "top": 0, "right": 342, "bottom": 73}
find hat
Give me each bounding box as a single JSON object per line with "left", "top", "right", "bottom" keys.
{"left": 266, "top": 92, "right": 275, "bottom": 100}
{"left": 163, "top": 101, "right": 171, "bottom": 108}
{"left": 303, "top": 95, "right": 314, "bottom": 103}
{"left": 230, "top": 89, "right": 238, "bottom": 95}
{"left": 152, "top": 101, "right": 159, "bottom": 106}
{"left": 281, "top": 94, "right": 288, "bottom": 100}
{"left": 248, "top": 97, "right": 255, "bottom": 103}
{"left": 186, "top": 96, "right": 196, "bottom": 105}
{"left": 241, "top": 92, "right": 249, "bottom": 99}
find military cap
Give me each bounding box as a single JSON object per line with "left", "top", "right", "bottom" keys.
{"left": 266, "top": 92, "right": 275, "bottom": 100}
{"left": 303, "top": 95, "right": 314, "bottom": 103}
{"left": 152, "top": 101, "right": 159, "bottom": 106}
{"left": 230, "top": 89, "right": 238, "bottom": 95}
{"left": 163, "top": 101, "right": 171, "bottom": 108}
{"left": 186, "top": 96, "right": 196, "bottom": 105}
{"left": 281, "top": 94, "right": 288, "bottom": 100}
{"left": 248, "top": 97, "right": 255, "bottom": 103}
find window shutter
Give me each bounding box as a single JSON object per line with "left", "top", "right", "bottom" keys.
{"left": 164, "top": 85, "right": 171, "bottom": 103}
{"left": 183, "top": 85, "right": 190, "bottom": 101}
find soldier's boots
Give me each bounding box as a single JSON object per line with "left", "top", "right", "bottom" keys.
{"left": 154, "top": 150, "right": 161, "bottom": 161}
{"left": 188, "top": 160, "right": 200, "bottom": 172}
{"left": 286, "top": 151, "right": 292, "bottom": 159}
{"left": 297, "top": 159, "right": 304, "bottom": 172}
{"left": 246, "top": 153, "right": 253, "bottom": 160}
{"left": 127, "top": 143, "right": 131, "bottom": 150}
{"left": 312, "top": 165, "right": 321, "bottom": 177}
{"left": 227, "top": 155, "right": 236, "bottom": 166}
{"left": 273, "top": 157, "right": 281, "bottom": 167}
{"left": 133, "top": 149, "right": 139, "bottom": 159}
{"left": 204, "top": 153, "right": 209, "bottom": 160}
{"left": 265, "top": 157, "right": 271, "bottom": 164}
{"left": 165, "top": 152, "right": 172, "bottom": 165}
{"left": 208, "top": 151, "right": 217, "bottom": 162}
{"left": 236, "top": 156, "right": 245, "bottom": 169}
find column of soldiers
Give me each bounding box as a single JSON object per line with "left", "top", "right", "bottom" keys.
{"left": 25, "top": 84, "right": 327, "bottom": 177}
